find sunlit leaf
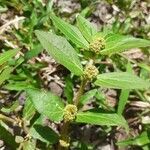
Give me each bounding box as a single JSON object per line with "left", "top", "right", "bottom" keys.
{"left": 50, "top": 14, "right": 89, "bottom": 49}
{"left": 101, "top": 34, "right": 150, "bottom": 55}
{"left": 0, "top": 67, "right": 14, "bottom": 85}
{"left": 0, "top": 49, "right": 19, "bottom": 65}
{"left": 95, "top": 72, "right": 149, "bottom": 89}
{"left": 76, "top": 112, "right": 128, "bottom": 130}
{"left": 35, "top": 30, "right": 83, "bottom": 76}
{"left": 76, "top": 14, "right": 97, "bottom": 42}
{"left": 27, "top": 88, "right": 64, "bottom": 122}
{"left": 117, "top": 131, "right": 150, "bottom": 147}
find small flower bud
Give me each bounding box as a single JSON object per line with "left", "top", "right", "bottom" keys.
{"left": 83, "top": 62, "right": 99, "bottom": 80}
{"left": 89, "top": 37, "right": 105, "bottom": 54}
{"left": 59, "top": 139, "right": 70, "bottom": 148}
{"left": 63, "top": 104, "right": 77, "bottom": 122}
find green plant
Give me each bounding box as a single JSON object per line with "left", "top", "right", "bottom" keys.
{"left": 31, "top": 13, "right": 150, "bottom": 149}
{"left": 0, "top": 12, "right": 150, "bottom": 149}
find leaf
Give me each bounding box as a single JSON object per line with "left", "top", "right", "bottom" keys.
{"left": 50, "top": 14, "right": 89, "bottom": 49}
{"left": 76, "top": 112, "right": 128, "bottom": 130}
{"left": 1, "top": 101, "right": 19, "bottom": 113}
{"left": 117, "top": 131, "right": 150, "bottom": 147}
{"left": 95, "top": 92, "right": 114, "bottom": 111}
{"left": 100, "top": 34, "right": 150, "bottom": 55}
{"left": 23, "top": 139, "right": 36, "bottom": 150}
{"left": 4, "top": 81, "right": 34, "bottom": 91}
{"left": 23, "top": 97, "right": 36, "bottom": 122}
{"left": 76, "top": 14, "right": 97, "bottom": 42}
{"left": 80, "top": 89, "right": 97, "bottom": 105}
{"left": 0, "top": 49, "right": 19, "bottom": 65}
{"left": 0, "top": 67, "right": 14, "bottom": 85}
{"left": 35, "top": 30, "right": 83, "bottom": 76}
{"left": 117, "top": 90, "right": 130, "bottom": 115}
{"left": 64, "top": 76, "right": 74, "bottom": 104}
{"left": 117, "top": 63, "right": 132, "bottom": 115}
{"left": 95, "top": 72, "right": 149, "bottom": 89}
{"left": 26, "top": 88, "right": 64, "bottom": 122}
{"left": 29, "top": 116, "right": 58, "bottom": 144}
{"left": 0, "top": 123, "right": 18, "bottom": 149}
{"left": 25, "top": 44, "right": 43, "bottom": 60}
{"left": 138, "top": 63, "right": 150, "bottom": 72}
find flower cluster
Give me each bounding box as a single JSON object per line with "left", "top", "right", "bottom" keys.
{"left": 89, "top": 37, "right": 105, "bottom": 54}
{"left": 59, "top": 139, "right": 70, "bottom": 148}
{"left": 63, "top": 104, "right": 77, "bottom": 122}
{"left": 83, "top": 62, "right": 99, "bottom": 80}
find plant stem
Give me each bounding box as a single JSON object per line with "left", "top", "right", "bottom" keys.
{"left": 58, "top": 121, "right": 70, "bottom": 150}
{"left": 58, "top": 79, "right": 87, "bottom": 150}
{"left": 74, "top": 79, "right": 87, "bottom": 107}
{"left": 0, "top": 113, "right": 15, "bottom": 123}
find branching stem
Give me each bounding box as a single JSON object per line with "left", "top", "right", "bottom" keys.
{"left": 58, "top": 79, "right": 87, "bottom": 150}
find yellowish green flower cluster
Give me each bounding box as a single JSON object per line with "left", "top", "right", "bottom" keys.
{"left": 63, "top": 104, "right": 77, "bottom": 122}
{"left": 59, "top": 139, "right": 70, "bottom": 148}
{"left": 89, "top": 37, "right": 105, "bottom": 54}
{"left": 83, "top": 62, "right": 99, "bottom": 80}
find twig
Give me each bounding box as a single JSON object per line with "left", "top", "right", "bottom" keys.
{"left": 0, "top": 114, "right": 16, "bottom": 123}
{"left": 0, "top": 16, "right": 25, "bottom": 34}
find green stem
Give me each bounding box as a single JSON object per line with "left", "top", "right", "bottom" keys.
{"left": 58, "top": 121, "right": 70, "bottom": 150}
{"left": 74, "top": 79, "right": 87, "bottom": 107}
{"left": 58, "top": 79, "right": 87, "bottom": 150}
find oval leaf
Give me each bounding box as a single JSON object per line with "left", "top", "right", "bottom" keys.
{"left": 95, "top": 72, "right": 149, "bottom": 89}
{"left": 26, "top": 88, "right": 65, "bottom": 122}
{"left": 35, "top": 30, "right": 83, "bottom": 76}
{"left": 101, "top": 34, "right": 150, "bottom": 55}
{"left": 76, "top": 112, "right": 128, "bottom": 130}
{"left": 50, "top": 14, "right": 89, "bottom": 49}
{"left": 76, "top": 14, "right": 97, "bottom": 42}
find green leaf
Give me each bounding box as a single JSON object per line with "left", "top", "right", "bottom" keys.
{"left": 117, "top": 63, "right": 132, "bottom": 115}
{"left": 50, "top": 14, "right": 89, "bottom": 49}
{"left": 117, "top": 90, "right": 130, "bottom": 115}
{"left": 26, "top": 88, "right": 64, "bottom": 122}
{"left": 0, "top": 67, "right": 14, "bottom": 85}
{"left": 138, "top": 63, "right": 150, "bottom": 72}
{"left": 80, "top": 89, "right": 97, "bottom": 105}
{"left": 23, "top": 139, "right": 36, "bottom": 150}
{"left": 4, "top": 81, "right": 34, "bottom": 91}
{"left": 1, "top": 101, "right": 19, "bottom": 113}
{"left": 23, "top": 97, "right": 36, "bottom": 122}
{"left": 117, "top": 131, "right": 150, "bottom": 147}
{"left": 29, "top": 116, "right": 59, "bottom": 144}
{"left": 76, "top": 112, "right": 128, "bottom": 130}
{"left": 76, "top": 14, "right": 97, "bottom": 42}
{"left": 64, "top": 76, "right": 74, "bottom": 104}
{"left": 25, "top": 44, "right": 43, "bottom": 60}
{"left": 0, "top": 123, "right": 18, "bottom": 149}
{"left": 101, "top": 34, "right": 150, "bottom": 55}
{"left": 35, "top": 30, "right": 83, "bottom": 76}
{"left": 95, "top": 72, "right": 149, "bottom": 89}
{"left": 0, "top": 49, "right": 19, "bottom": 65}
